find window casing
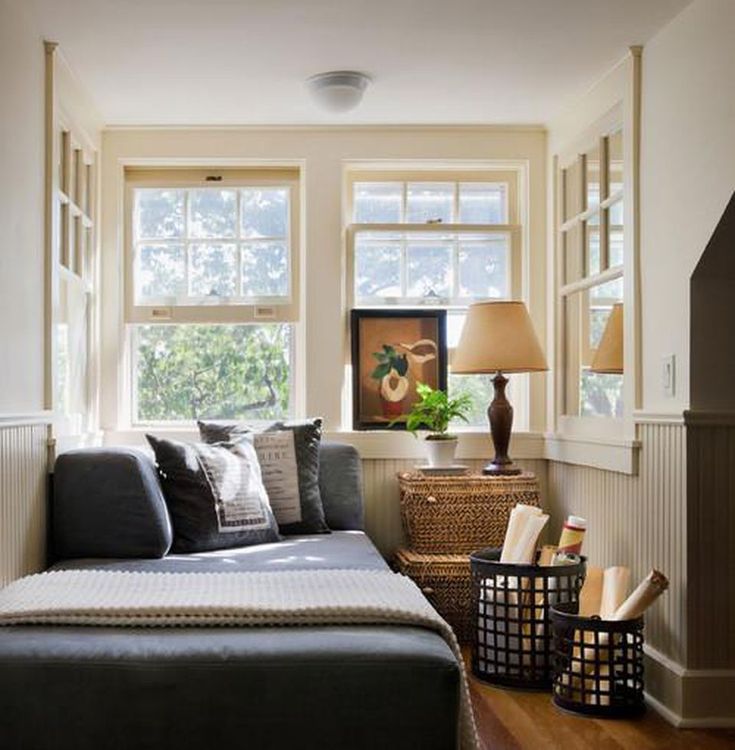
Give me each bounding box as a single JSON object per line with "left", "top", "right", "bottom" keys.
{"left": 124, "top": 168, "right": 300, "bottom": 425}
{"left": 346, "top": 168, "right": 526, "bottom": 429}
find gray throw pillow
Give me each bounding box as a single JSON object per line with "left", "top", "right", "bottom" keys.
{"left": 197, "top": 418, "right": 330, "bottom": 535}
{"left": 146, "top": 435, "right": 281, "bottom": 553}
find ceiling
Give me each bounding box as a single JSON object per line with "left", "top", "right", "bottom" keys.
{"left": 22, "top": 0, "right": 689, "bottom": 126}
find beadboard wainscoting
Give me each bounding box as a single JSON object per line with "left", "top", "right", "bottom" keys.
{"left": 546, "top": 422, "right": 686, "bottom": 666}
{"left": 545, "top": 419, "right": 734, "bottom": 726}
{"left": 362, "top": 458, "right": 549, "bottom": 559}
{"left": 0, "top": 418, "right": 51, "bottom": 586}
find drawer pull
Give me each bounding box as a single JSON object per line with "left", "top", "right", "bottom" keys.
{"left": 422, "top": 586, "right": 435, "bottom": 595}
{"left": 426, "top": 495, "right": 437, "bottom": 504}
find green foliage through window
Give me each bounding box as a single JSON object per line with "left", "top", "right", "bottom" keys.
{"left": 134, "top": 324, "right": 291, "bottom": 422}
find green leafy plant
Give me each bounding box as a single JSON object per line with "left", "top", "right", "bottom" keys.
{"left": 402, "top": 382, "right": 473, "bottom": 439}
{"left": 370, "top": 345, "right": 408, "bottom": 380}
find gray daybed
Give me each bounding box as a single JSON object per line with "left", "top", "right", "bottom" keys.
{"left": 0, "top": 442, "right": 461, "bottom": 750}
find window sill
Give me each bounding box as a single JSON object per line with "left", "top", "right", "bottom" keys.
{"left": 103, "top": 427, "right": 638, "bottom": 473}
{"left": 544, "top": 433, "right": 640, "bottom": 475}
{"left": 324, "top": 430, "right": 547, "bottom": 460}
{"left": 105, "top": 426, "right": 546, "bottom": 461}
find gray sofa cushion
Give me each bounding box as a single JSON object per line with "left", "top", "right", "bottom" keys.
{"left": 318, "top": 442, "right": 364, "bottom": 531}
{"left": 198, "top": 418, "right": 329, "bottom": 535}
{"left": 147, "top": 435, "right": 280, "bottom": 553}
{"left": 52, "top": 448, "right": 173, "bottom": 560}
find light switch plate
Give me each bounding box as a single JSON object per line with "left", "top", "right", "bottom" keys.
{"left": 662, "top": 354, "right": 675, "bottom": 397}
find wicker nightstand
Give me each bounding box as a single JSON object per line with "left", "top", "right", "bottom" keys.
{"left": 397, "top": 471, "right": 540, "bottom": 554}
{"left": 394, "top": 471, "right": 541, "bottom": 643}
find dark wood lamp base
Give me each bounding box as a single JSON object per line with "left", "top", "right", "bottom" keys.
{"left": 483, "top": 372, "right": 522, "bottom": 476}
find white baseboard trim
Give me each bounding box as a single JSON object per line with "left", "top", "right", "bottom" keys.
{"left": 647, "top": 691, "right": 735, "bottom": 729}
{"left": 644, "top": 692, "right": 684, "bottom": 726}
{"left": 643, "top": 645, "right": 735, "bottom": 727}
{"left": 643, "top": 643, "right": 686, "bottom": 677}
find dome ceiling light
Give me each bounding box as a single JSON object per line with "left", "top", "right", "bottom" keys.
{"left": 306, "top": 70, "right": 371, "bottom": 113}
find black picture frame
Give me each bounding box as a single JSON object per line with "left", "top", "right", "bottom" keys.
{"left": 351, "top": 309, "right": 447, "bottom": 430}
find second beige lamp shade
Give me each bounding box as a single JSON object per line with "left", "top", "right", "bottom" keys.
{"left": 453, "top": 301, "right": 547, "bottom": 475}
{"left": 590, "top": 303, "right": 624, "bottom": 374}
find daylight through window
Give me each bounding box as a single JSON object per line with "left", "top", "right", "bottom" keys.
{"left": 126, "top": 170, "right": 299, "bottom": 424}
{"left": 348, "top": 172, "right": 522, "bottom": 427}
{"left": 558, "top": 128, "right": 624, "bottom": 420}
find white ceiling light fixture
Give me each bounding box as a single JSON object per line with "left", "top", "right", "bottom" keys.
{"left": 306, "top": 71, "right": 372, "bottom": 113}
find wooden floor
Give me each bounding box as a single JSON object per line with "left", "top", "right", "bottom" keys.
{"left": 468, "top": 671, "right": 735, "bottom": 750}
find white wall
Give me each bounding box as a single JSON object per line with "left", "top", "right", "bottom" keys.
{"left": 0, "top": 0, "right": 46, "bottom": 414}
{"left": 100, "top": 126, "right": 548, "bottom": 435}
{"left": 640, "top": 0, "right": 735, "bottom": 413}
{"left": 543, "top": 1, "right": 735, "bottom": 723}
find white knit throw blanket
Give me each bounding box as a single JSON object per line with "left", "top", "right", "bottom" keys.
{"left": 0, "top": 568, "right": 478, "bottom": 750}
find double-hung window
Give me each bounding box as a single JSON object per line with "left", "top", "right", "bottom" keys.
{"left": 347, "top": 169, "right": 523, "bottom": 427}
{"left": 557, "top": 126, "right": 625, "bottom": 427}
{"left": 50, "top": 92, "right": 98, "bottom": 446}
{"left": 125, "top": 168, "right": 300, "bottom": 424}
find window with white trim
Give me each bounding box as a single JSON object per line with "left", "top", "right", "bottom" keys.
{"left": 52, "top": 114, "right": 97, "bottom": 439}
{"left": 347, "top": 169, "right": 524, "bottom": 427}
{"left": 125, "top": 168, "right": 299, "bottom": 424}
{"left": 557, "top": 126, "right": 625, "bottom": 422}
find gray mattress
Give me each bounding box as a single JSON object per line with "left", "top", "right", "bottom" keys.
{"left": 50, "top": 530, "right": 389, "bottom": 573}
{"left": 0, "top": 532, "right": 461, "bottom": 750}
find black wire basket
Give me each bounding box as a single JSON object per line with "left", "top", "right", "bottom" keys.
{"left": 550, "top": 601, "right": 645, "bottom": 718}
{"left": 470, "top": 547, "right": 586, "bottom": 689}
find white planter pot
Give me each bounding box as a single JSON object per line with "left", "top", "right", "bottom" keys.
{"left": 424, "top": 437, "right": 458, "bottom": 468}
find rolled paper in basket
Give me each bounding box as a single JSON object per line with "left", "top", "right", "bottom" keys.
{"left": 500, "top": 504, "right": 548, "bottom": 564}
{"left": 600, "top": 566, "right": 630, "bottom": 620}
{"left": 571, "top": 565, "right": 625, "bottom": 699}
{"left": 504, "top": 511, "right": 549, "bottom": 644}
{"left": 525, "top": 546, "right": 558, "bottom": 644}
{"left": 556, "top": 515, "right": 587, "bottom": 556}
{"left": 611, "top": 569, "right": 669, "bottom": 621}
{"left": 579, "top": 566, "right": 604, "bottom": 617}
{"left": 499, "top": 505, "right": 548, "bottom": 660}
{"left": 574, "top": 569, "right": 669, "bottom": 703}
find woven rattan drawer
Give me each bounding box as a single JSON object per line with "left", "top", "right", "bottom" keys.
{"left": 397, "top": 472, "right": 540, "bottom": 554}
{"left": 395, "top": 548, "right": 473, "bottom": 643}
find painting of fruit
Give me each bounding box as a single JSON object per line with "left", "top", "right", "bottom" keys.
{"left": 351, "top": 310, "right": 447, "bottom": 430}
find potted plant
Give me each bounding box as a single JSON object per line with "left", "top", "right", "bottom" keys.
{"left": 403, "top": 383, "right": 473, "bottom": 467}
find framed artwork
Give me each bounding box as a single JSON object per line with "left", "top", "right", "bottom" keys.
{"left": 351, "top": 309, "right": 447, "bottom": 430}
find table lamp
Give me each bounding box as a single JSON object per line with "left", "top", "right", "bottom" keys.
{"left": 452, "top": 301, "right": 547, "bottom": 475}
{"left": 590, "top": 303, "right": 623, "bottom": 373}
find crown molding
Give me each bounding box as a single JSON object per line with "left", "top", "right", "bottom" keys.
{"left": 103, "top": 122, "right": 547, "bottom": 134}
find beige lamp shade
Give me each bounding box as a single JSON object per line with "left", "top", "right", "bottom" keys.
{"left": 590, "top": 302, "right": 624, "bottom": 374}
{"left": 452, "top": 301, "right": 548, "bottom": 374}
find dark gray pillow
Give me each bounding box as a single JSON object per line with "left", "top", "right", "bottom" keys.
{"left": 53, "top": 448, "right": 173, "bottom": 560}
{"left": 146, "top": 435, "right": 281, "bottom": 553}
{"left": 197, "top": 418, "right": 329, "bottom": 535}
